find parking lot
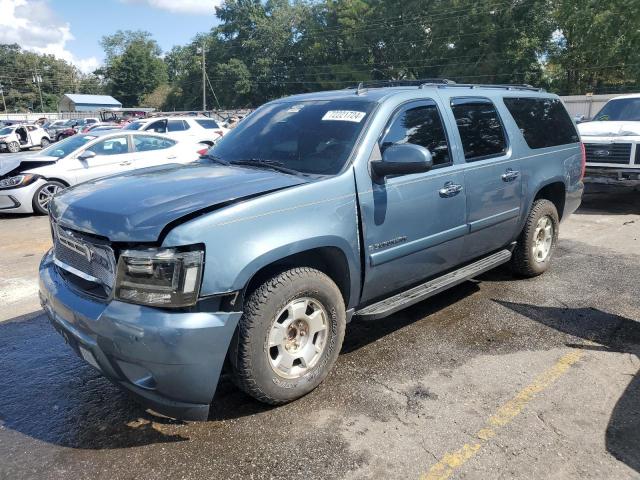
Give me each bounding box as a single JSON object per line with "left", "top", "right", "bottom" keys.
{"left": 0, "top": 185, "right": 638, "bottom": 480}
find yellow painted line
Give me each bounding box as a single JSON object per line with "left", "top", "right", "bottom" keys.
{"left": 421, "top": 349, "right": 585, "bottom": 480}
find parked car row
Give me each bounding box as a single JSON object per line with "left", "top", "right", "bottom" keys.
{"left": 0, "top": 131, "right": 204, "bottom": 214}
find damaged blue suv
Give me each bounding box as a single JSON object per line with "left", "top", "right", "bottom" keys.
{"left": 39, "top": 81, "right": 584, "bottom": 420}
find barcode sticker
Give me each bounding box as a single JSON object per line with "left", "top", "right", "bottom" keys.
{"left": 321, "top": 110, "right": 367, "bottom": 123}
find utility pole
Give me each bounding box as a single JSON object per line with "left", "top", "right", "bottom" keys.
{"left": 0, "top": 83, "right": 7, "bottom": 118}
{"left": 197, "top": 44, "right": 207, "bottom": 111}
{"left": 32, "top": 71, "right": 44, "bottom": 113}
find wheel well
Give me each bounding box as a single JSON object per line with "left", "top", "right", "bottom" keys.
{"left": 534, "top": 182, "right": 566, "bottom": 219}
{"left": 44, "top": 178, "right": 70, "bottom": 187}
{"left": 244, "top": 247, "right": 351, "bottom": 306}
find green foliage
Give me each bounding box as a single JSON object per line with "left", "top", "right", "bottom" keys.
{"left": 0, "top": 43, "right": 102, "bottom": 113}
{"left": 100, "top": 30, "right": 168, "bottom": 107}
{"left": 1, "top": 1, "right": 637, "bottom": 112}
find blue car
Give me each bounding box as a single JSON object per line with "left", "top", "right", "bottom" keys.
{"left": 39, "top": 81, "right": 584, "bottom": 420}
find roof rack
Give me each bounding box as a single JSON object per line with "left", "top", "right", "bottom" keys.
{"left": 350, "top": 78, "right": 456, "bottom": 95}
{"left": 419, "top": 82, "right": 544, "bottom": 92}
{"left": 349, "top": 79, "right": 543, "bottom": 94}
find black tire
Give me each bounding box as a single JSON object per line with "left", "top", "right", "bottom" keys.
{"left": 57, "top": 134, "right": 65, "bottom": 142}
{"left": 7, "top": 141, "right": 20, "bottom": 153}
{"left": 32, "top": 180, "right": 66, "bottom": 215}
{"left": 40, "top": 137, "right": 50, "bottom": 148}
{"left": 230, "top": 267, "right": 346, "bottom": 405}
{"left": 511, "top": 199, "right": 559, "bottom": 277}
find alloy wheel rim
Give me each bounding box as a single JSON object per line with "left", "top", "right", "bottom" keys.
{"left": 8, "top": 142, "right": 19, "bottom": 152}
{"left": 267, "top": 297, "right": 329, "bottom": 379}
{"left": 532, "top": 215, "right": 554, "bottom": 263}
{"left": 37, "top": 184, "right": 61, "bottom": 210}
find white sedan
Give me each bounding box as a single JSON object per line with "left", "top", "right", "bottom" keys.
{"left": 0, "top": 131, "right": 203, "bottom": 215}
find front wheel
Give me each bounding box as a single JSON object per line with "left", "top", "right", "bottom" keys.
{"left": 7, "top": 141, "right": 20, "bottom": 153}
{"left": 32, "top": 181, "right": 65, "bottom": 215}
{"left": 511, "top": 199, "right": 559, "bottom": 277}
{"left": 230, "top": 267, "right": 346, "bottom": 405}
{"left": 40, "top": 137, "right": 50, "bottom": 149}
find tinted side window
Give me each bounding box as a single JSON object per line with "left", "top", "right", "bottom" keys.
{"left": 503, "top": 97, "right": 579, "bottom": 149}
{"left": 381, "top": 102, "right": 451, "bottom": 166}
{"left": 146, "top": 120, "right": 167, "bottom": 133}
{"left": 133, "top": 135, "right": 176, "bottom": 152}
{"left": 451, "top": 98, "right": 507, "bottom": 161}
{"left": 195, "top": 119, "right": 220, "bottom": 129}
{"left": 168, "top": 120, "right": 187, "bottom": 132}
{"left": 86, "top": 136, "right": 129, "bottom": 156}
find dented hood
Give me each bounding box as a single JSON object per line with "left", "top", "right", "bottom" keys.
{"left": 0, "top": 154, "right": 58, "bottom": 176}
{"left": 578, "top": 121, "right": 640, "bottom": 137}
{"left": 50, "top": 162, "right": 307, "bottom": 242}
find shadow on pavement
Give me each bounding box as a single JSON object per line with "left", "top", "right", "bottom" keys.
{"left": 0, "top": 281, "right": 483, "bottom": 442}
{"left": 495, "top": 301, "right": 640, "bottom": 474}
{"left": 0, "top": 312, "right": 188, "bottom": 449}
{"left": 576, "top": 185, "right": 639, "bottom": 216}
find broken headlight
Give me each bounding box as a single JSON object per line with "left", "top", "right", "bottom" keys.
{"left": 114, "top": 247, "right": 204, "bottom": 308}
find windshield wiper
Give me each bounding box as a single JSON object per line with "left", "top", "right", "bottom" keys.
{"left": 230, "top": 158, "right": 304, "bottom": 177}
{"left": 199, "top": 153, "right": 229, "bottom": 166}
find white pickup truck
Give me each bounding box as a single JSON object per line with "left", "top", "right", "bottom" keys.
{"left": 577, "top": 94, "right": 640, "bottom": 186}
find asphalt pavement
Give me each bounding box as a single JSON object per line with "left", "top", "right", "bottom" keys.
{"left": 0, "top": 185, "right": 638, "bottom": 480}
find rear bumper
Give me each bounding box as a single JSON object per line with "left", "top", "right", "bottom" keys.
{"left": 39, "top": 249, "right": 242, "bottom": 420}
{"left": 584, "top": 167, "right": 640, "bottom": 186}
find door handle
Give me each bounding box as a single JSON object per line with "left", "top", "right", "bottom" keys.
{"left": 119, "top": 160, "right": 132, "bottom": 166}
{"left": 501, "top": 168, "right": 520, "bottom": 182}
{"left": 166, "top": 155, "right": 177, "bottom": 160}
{"left": 439, "top": 181, "right": 464, "bottom": 198}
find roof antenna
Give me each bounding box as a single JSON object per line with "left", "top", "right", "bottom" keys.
{"left": 356, "top": 82, "right": 365, "bottom": 96}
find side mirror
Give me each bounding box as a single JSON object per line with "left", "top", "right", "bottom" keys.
{"left": 574, "top": 114, "right": 586, "bottom": 124}
{"left": 77, "top": 150, "right": 96, "bottom": 161}
{"left": 371, "top": 143, "right": 433, "bottom": 180}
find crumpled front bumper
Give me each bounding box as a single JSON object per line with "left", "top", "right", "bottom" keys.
{"left": 39, "top": 249, "right": 242, "bottom": 421}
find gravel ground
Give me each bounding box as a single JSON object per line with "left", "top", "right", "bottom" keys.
{"left": 0, "top": 184, "right": 638, "bottom": 480}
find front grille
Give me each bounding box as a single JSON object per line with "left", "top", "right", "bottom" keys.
{"left": 584, "top": 143, "right": 632, "bottom": 165}
{"left": 635, "top": 145, "right": 640, "bottom": 165}
{"left": 52, "top": 221, "right": 117, "bottom": 292}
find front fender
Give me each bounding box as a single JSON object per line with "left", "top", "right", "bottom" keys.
{"left": 162, "top": 172, "right": 362, "bottom": 308}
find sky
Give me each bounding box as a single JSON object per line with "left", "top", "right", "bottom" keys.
{"left": 0, "top": 0, "right": 223, "bottom": 73}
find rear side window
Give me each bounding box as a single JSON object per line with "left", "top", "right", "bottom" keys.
{"left": 133, "top": 135, "right": 176, "bottom": 152}
{"left": 451, "top": 98, "right": 507, "bottom": 161}
{"left": 167, "top": 120, "right": 188, "bottom": 132}
{"left": 503, "top": 97, "right": 579, "bottom": 149}
{"left": 195, "top": 119, "right": 220, "bottom": 129}
{"left": 381, "top": 101, "right": 451, "bottom": 167}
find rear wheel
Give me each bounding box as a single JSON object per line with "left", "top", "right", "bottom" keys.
{"left": 511, "top": 199, "right": 559, "bottom": 277}
{"left": 7, "top": 141, "right": 20, "bottom": 153}
{"left": 230, "top": 267, "right": 346, "bottom": 405}
{"left": 32, "top": 181, "right": 65, "bottom": 215}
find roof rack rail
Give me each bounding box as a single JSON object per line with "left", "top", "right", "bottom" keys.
{"left": 350, "top": 78, "right": 456, "bottom": 95}
{"left": 423, "top": 83, "right": 544, "bottom": 92}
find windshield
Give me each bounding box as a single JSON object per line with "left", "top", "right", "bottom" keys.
{"left": 40, "top": 134, "right": 98, "bottom": 158}
{"left": 0, "top": 127, "right": 14, "bottom": 135}
{"left": 124, "top": 121, "right": 145, "bottom": 131}
{"left": 594, "top": 98, "right": 640, "bottom": 121}
{"left": 209, "top": 99, "right": 375, "bottom": 175}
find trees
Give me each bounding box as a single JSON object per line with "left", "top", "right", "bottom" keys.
{"left": 0, "top": 44, "right": 103, "bottom": 113}
{"left": 99, "top": 30, "right": 168, "bottom": 107}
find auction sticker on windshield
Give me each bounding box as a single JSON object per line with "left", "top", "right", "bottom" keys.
{"left": 322, "top": 110, "right": 367, "bottom": 122}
